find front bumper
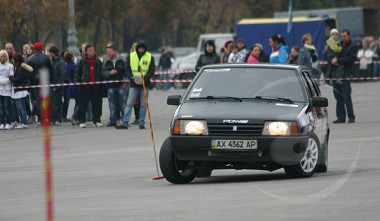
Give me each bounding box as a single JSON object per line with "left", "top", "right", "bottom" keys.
{"left": 170, "top": 135, "right": 308, "bottom": 166}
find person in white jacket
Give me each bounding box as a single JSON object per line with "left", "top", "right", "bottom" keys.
{"left": 0, "top": 50, "right": 14, "bottom": 129}
{"left": 357, "top": 42, "right": 374, "bottom": 79}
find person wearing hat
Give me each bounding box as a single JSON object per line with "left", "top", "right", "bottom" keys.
{"left": 116, "top": 40, "right": 155, "bottom": 129}
{"left": 27, "top": 41, "right": 54, "bottom": 123}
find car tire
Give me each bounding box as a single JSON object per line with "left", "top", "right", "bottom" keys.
{"left": 159, "top": 138, "right": 198, "bottom": 184}
{"left": 284, "top": 134, "right": 321, "bottom": 178}
{"left": 316, "top": 133, "right": 329, "bottom": 173}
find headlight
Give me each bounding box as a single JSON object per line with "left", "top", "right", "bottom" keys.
{"left": 262, "top": 121, "right": 298, "bottom": 136}
{"left": 172, "top": 120, "right": 208, "bottom": 135}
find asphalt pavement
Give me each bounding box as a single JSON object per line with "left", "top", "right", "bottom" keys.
{"left": 1, "top": 81, "right": 380, "bottom": 220}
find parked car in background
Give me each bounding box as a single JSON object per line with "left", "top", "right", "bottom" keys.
{"left": 172, "top": 33, "right": 234, "bottom": 89}
{"left": 170, "top": 47, "right": 197, "bottom": 60}
{"left": 160, "top": 63, "right": 330, "bottom": 184}
{"left": 153, "top": 47, "right": 196, "bottom": 90}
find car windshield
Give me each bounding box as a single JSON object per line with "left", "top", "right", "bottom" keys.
{"left": 186, "top": 67, "right": 307, "bottom": 102}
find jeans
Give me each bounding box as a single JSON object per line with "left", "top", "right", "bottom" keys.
{"left": 25, "top": 95, "right": 32, "bottom": 116}
{"left": 107, "top": 87, "right": 127, "bottom": 125}
{"left": 10, "top": 99, "right": 19, "bottom": 123}
{"left": 159, "top": 68, "right": 171, "bottom": 91}
{"left": 14, "top": 97, "right": 28, "bottom": 124}
{"left": 373, "top": 62, "right": 380, "bottom": 78}
{"left": 71, "top": 98, "right": 79, "bottom": 121}
{"left": 86, "top": 101, "right": 92, "bottom": 121}
{"left": 0, "top": 95, "right": 11, "bottom": 125}
{"left": 121, "top": 87, "right": 148, "bottom": 126}
{"left": 332, "top": 80, "right": 355, "bottom": 121}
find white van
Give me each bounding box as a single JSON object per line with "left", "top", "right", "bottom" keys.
{"left": 172, "top": 33, "right": 234, "bottom": 89}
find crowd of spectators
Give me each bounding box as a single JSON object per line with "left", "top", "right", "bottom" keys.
{"left": 1, "top": 29, "right": 378, "bottom": 129}
{"left": 0, "top": 41, "right": 154, "bottom": 130}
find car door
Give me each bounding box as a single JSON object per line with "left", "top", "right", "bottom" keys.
{"left": 300, "top": 69, "right": 327, "bottom": 143}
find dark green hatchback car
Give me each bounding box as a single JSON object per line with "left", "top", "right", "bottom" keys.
{"left": 160, "top": 64, "right": 329, "bottom": 184}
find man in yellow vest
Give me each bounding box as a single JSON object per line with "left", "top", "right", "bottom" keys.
{"left": 116, "top": 40, "right": 155, "bottom": 129}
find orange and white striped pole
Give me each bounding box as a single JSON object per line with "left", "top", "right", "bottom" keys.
{"left": 140, "top": 68, "right": 164, "bottom": 180}
{"left": 40, "top": 68, "right": 54, "bottom": 221}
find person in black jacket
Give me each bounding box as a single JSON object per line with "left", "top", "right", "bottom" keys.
{"left": 102, "top": 41, "right": 126, "bottom": 127}
{"left": 195, "top": 40, "right": 221, "bottom": 72}
{"left": 9, "top": 54, "right": 32, "bottom": 128}
{"left": 27, "top": 42, "right": 54, "bottom": 122}
{"left": 47, "top": 45, "right": 67, "bottom": 124}
{"left": 330, "top": 29, "right": 357, "bottom": 123}
{"left": 157, "top": 47, "right": 173, "bottom": 91}
{"left": 74, "top": 44, "right": 104, "bottom": 128}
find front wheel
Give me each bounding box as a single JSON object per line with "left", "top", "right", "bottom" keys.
{"left": 159, "top": 138, "right": 198, "bottom": 184}
{"left": 284, "top": 134, "right": 320, "bottom": 178}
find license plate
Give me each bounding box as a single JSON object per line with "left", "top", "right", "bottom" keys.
{"left": 211, "top": 140, "right": 257, "bottom": 149}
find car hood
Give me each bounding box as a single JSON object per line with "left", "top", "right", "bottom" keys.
{"left": 177, "top": 101, "right": 306, "bottom": 123}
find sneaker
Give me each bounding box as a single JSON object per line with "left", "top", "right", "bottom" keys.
{"left": 70, "top": 117, "right": 78, "bottom": 126}
{"left": 0, "top": 124, "right": 4, "bottom": 130}
{"left": 131, "top": 119, "right": 139, "bottom": 125}
{"left": 333, "top": 119, "right": 345, "bottom": 124}
{"left": 106, "top": 122, "right": 117, "bottom": 127}
{"left": 11, "top": 122, "right": 18, "bottom": 128}
{"left": 139, "top": 125, "right": 145, "bottom": 129}
{"left": 27, "top": 115, "right": 34, "bottom": 124}
{"left": 51, "top": 121, "right": 61, "bottom": 126}
{"left": 115, "top": 124, "right": 128, "bottom": 129}
{"left": 15, "top": 124, "right": 28, "bottom": 129}
{"left": 93, "top": 122, "right": 103, "bottom": 127}
{"left": 4, "top": 124, "right": 13, "bottom": 130}
{"left": 79, "top": 123, "right": 86, "bottom": 128}
{"left": 62, "top": 118, "right": 70, "bottom": 123}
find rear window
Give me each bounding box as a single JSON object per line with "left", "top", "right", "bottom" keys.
{"left": 186, "top": 67, "right": 306, "bottom": 102}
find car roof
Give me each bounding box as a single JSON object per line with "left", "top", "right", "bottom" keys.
{"left": 201, "top": 63, "right": 303, "bottom": 71}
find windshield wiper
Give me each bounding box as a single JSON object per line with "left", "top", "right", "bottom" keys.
{"left": 252, "top": 96, "right": 293, "bottom": 103}
{"left": 189, "top": 96, "right": 242, "bottom": 102}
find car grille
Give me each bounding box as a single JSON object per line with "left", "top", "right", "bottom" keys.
{"left": 207, "top": 123, "right": 264, "bottom": 136}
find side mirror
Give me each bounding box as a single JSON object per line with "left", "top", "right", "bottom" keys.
{"left": 310, "top": 97, "right": 328, "bottom": 107}
{"left": 167, "top": 95, "right": 182, "bottom": 106}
